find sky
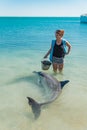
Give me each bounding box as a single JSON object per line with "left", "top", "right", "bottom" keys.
{"left": 0, "top": 0, "right": 87, "bottom": 17}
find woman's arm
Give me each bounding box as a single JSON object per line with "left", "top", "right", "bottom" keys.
{"left": 66, "top": 41, "right": 71, "bottom": 55}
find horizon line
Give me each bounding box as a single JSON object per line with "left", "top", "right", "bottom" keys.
{"left": 0, "top": 15, "right": 80, "bottom": 17}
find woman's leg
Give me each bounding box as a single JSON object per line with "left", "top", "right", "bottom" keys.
{"left": 58, "top": 64, "right": 64, "bottom": 72}
{"left": 53, "top": 63, "right": 57, "bottom": 72}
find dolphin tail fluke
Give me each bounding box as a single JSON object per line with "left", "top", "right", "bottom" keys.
{"left": 60, "top": 80, "right": 69, "bottom": 89}
{"left": 27, "top": 97, "right": 41, "bottom": 119}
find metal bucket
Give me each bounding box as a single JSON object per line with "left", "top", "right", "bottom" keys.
{"left": 41, "top": 60, "right": 51, "bottom": 70}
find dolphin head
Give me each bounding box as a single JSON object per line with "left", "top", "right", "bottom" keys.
{"left": 27, "top": 97, "right": 41, "bottom": 119}
{"left": 33, "top": 71, "right": 44, "bottom": 77}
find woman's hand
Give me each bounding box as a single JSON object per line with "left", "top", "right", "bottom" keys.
{"left": 65, "top": 52, "right": 69, "bottom": 55}
{"left": 43, "top": 55, "right": 47, "bottom": 58}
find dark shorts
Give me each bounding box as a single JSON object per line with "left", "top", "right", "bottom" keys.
{"left": 52, "top": 56, "right": 64, "bottom": 64}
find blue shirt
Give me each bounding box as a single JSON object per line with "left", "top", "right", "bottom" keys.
{"left": 49, "top": 39, "right": 67, "bottom": 62}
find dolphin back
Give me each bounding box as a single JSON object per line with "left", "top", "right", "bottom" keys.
{"left": 27, "top": 71, "right": 69, "bottom": 119}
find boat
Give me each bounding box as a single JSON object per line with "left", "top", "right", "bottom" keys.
{"left": 80, "top": 14, "right": 87, "bottom": 23}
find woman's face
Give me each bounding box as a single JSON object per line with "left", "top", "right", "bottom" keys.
{"left": 55, "top": 32, "right": 62, "bottom": 39}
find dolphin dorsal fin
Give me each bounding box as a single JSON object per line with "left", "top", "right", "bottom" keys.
{"left": 60, "top": 80, "right": 69, "bottom": 89}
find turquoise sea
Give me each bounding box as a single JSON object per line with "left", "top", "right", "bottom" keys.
{"left": 0, "top": 17, "right": 87, "bottom": 130}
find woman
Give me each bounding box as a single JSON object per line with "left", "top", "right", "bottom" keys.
{"left": 44, "top": 29, "right": 71, "bottom": 73}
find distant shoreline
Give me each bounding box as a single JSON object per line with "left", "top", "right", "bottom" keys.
{"left": 0, "top": 16, "right": 80, "bottom": 18}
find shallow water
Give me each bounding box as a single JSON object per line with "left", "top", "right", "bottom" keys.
{"left": 0, "top": 17, "right": 87, "bottom": 130}
{"left": 0, "top": 55, "right": 87, "bottom": 130}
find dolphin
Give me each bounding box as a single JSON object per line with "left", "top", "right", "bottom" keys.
{"left": 27, "top": 71, "right": 69, "bottom": 119}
